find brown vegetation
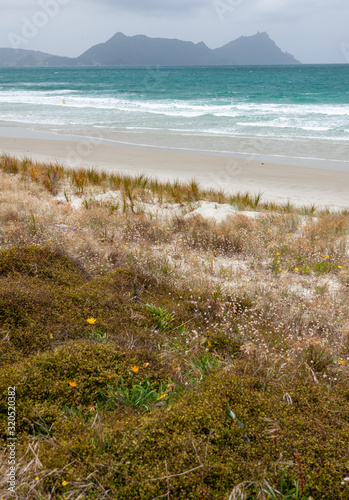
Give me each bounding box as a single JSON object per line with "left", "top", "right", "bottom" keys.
{"left": 0, "top": 155, "right": 349, "bottom": 499}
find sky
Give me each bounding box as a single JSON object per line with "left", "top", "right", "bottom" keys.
{"left": 0, "top": 0, "right": 348, "bottom": 64}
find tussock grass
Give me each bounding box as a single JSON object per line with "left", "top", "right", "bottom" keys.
{"left": 2, "top": 153, "right": 348, "bottom": 215}
{"left": 0, "top": 156, "right": 349, "bottom": 499}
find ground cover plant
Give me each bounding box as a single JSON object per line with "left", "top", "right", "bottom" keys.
{"left": 0, "top": 155, "right": 349, "bottom": 499}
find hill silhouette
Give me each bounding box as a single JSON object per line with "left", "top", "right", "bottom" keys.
{"left": 0, "top": 32, "right": 301, "bottom": 67}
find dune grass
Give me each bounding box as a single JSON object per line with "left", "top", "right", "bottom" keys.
{"left": 2, "top": 153, "right": 348, "bottom": 216}
{"left": 0, "top": 155, "right": 349, "bottom": 499}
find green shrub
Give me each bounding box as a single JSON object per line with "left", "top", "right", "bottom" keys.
{"left": 1, "top": 246, "right": 348, "bottom": 499}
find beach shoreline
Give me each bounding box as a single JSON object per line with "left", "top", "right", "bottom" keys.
{"left": 1, "top": 131, "right": 349, "bottom": 210}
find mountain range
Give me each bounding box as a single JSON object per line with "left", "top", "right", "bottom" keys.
{"left": 0, "top": 32, "right": 301, "bottom": 67}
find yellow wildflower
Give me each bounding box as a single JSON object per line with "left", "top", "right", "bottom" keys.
{"left": 157, "top": 393, "right": 168, "bottom": 400}
{"left": 35, "top": 477, "right": 39, "bottom": 481}
{"left": 50, "top": 334, "right": 53, "bottom": 339}
{"left": 276, "top": 252, "right": 280, "bottom": 256}
{"left": 62, "top": 480, "right": 67, "bottom": 487}
{"left": 338, "top": 265, "right": 343, "bottom": 269}
{"left": 295, "top": 268, "right": 299, "bottom": 271}
{"left": 87, "top": 318, "right": 96, "bottom": 324}
{"left": 130, "top": 365, "right": 139, "bottom": 373}
{"left": 339, "top": 360, "right": 345, "bottom": 364}
{"left": 68, "top": 381, "right": 77, "bottom": 388}
{"left": 207, "top": 340, "right": 212, "bottom": 347}
{"left": 172, "top": 364, "right": 179, "bottom": 371}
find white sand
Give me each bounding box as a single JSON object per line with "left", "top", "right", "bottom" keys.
{"left": 1, "top": 134, "right": 349, "bottom": 210}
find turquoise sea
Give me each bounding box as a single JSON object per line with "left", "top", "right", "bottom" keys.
{"left": 0, "top": 65, "right": 348, "bottom": 165}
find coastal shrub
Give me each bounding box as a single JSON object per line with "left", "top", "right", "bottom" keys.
{"left": 0, "top": 341, "right": 173, "bottom": 437}
{"left": 0, "top": 246, "right": 208, "bottom": 359}
{"left": 175, "top": 214, "right": 244, "bottom": 255}
{"left": 1, "top": 155, "right": 349, "bottom": 499}
{"left": 21, "top": 365, "right": 349, "bottom": 499}
{"left": 0, "top": 245, "right": 89, "bottom": 284}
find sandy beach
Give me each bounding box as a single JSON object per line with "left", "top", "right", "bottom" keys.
{"left": 1, "top": 133, "right": 349, "bottom": 210}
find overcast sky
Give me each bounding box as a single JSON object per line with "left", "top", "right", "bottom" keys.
{"left": 0, "top": 0, "right": 348, "bottom": 63}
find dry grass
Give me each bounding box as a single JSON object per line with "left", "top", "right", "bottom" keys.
{"left": 1, "top": 155, "right": 348, "bottom": 369}
{"left": 0, "top": 155, "right": 349, "bottom": 499}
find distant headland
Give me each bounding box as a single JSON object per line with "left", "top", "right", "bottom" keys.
{"left": 0, "top": 31, "right": 301, "bottom": 67}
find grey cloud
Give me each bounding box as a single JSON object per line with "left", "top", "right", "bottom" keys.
{"left": 0, "top": 0, "right": 32, "bottom": 9}
{"left": 87, "top": 0, "right": 211, "bottom": 13}
{"left": 0, "top": 0, "right": 348, "bottom": 63}
{"left": 90, "top": 0, "right": 347, "bottom": 15}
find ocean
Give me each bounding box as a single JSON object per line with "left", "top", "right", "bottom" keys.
{"left": 0, "top": 65, "right": 348, "bottom": 167}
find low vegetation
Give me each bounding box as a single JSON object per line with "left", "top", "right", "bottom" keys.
{"left": 0, "top": 154, "right": 349, "bottom": 499}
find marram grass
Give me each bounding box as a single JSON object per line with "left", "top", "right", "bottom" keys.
{"left": 2, "top": 153, "right": 349, "bottom": 215}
